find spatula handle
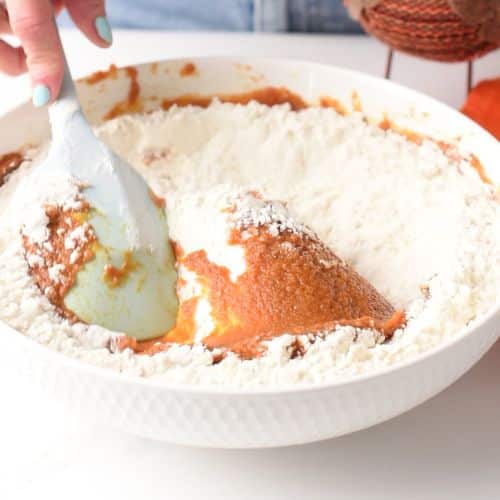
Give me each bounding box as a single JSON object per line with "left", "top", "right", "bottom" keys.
{"left": 58, "top": 48, "right": 79, "bottom": 103}
{"left": 48, "top": 17, "right": 83, "bottom": 135}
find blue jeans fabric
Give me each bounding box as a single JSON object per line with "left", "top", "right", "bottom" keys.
{"left": 60, "top": 0, "right": 362, "bottom": 33}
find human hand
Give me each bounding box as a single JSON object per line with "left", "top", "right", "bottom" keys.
{"left": 0, "top": 0, "right": 112, "bottom": 106}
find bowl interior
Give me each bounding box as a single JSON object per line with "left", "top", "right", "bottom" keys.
{"left": 1, "top": 56, "right": 499, "bottom": 394}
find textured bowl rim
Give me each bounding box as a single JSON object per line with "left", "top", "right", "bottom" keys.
{"left": 1, "top": 56, "right": 499, "bottom": 396}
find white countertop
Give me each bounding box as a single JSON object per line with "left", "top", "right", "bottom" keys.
{"left": 1, "top": 30, "right": 499, "bottom": 500}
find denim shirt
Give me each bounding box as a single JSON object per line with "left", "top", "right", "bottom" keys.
{"left": 85, "top": 0, "right": 361, "bottom": 33}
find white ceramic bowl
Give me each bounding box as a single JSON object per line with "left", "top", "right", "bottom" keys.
{"left": 1, "top": 57, "right": 499, "bottom": 448}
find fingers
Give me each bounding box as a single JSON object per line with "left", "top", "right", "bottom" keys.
{"left": 1, "top": 0, "right": 63, "bottom": 35}
{"left": 65, "top": 0, "right": 112, "bottom": 47}
{"left": 0, "top": 39, "right": 26, "bottom": 75}
{"left": 1, "top": 0, "right": 111, "bottom": 106}
{"left": 5, "top": 0, "right": 64, "bottom": 106}
{"left": 0, "top": 3, "right": 12, "bottom": 33}
{"left": 0, "top": 1, "right": 64, "bottom": 77}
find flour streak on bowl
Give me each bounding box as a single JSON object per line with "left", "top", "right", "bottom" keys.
{"left": 0, "top": 57, "right": 499, "bottom": 448}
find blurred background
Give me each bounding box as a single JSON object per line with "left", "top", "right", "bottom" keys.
{"left": 60, "top": 0, "right": 363, "bottom": 33}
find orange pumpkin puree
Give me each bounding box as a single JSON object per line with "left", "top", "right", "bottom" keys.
{"left": 161, "top": 87, "right": 308, "bottom": 112}
{"left": 103, "top": 66, "right": 142, "bottom": 121}
{"left": 22, "top": 204, "right": 96, "bottom": 321}
{"left": 85, "top": 64, "right": 119, "bottom": 84}
{"left": 84, "top": 64, "right": 307, "bottom": 120}
{"left": 469, "top": 154, "right": 492, "bottom": 185}
{"left": 148, "top": 188, "right": 166, "bottom": 208}
{"left": 180, "top": 62, "right": 197, "bottom": 77}
{"left": 115, "top": 297, "right": 199, "bottom": 354}
{"left": 126, "top": 226, "right": 405, "bottom": 359}
{"left": 379, "top": 116, "right": 492, "bottom": 184}
{"left": 103, "top": 251, "right": 139, "bottom": 288}
{"left": 0, "top": 152, "right": 24, "bottom": 187}
{"left": 319, "top": 96, "right": 347, "bottom": 115}
{"left": 351, "top": 90, "right": 362, "bottom": 112}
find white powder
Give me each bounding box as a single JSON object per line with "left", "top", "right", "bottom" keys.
{"left": 69, "top": 250, "right": 81, "bottom": 265}
{"left": 64, "top": 225, "right": 89, "bottom": 250}
{"left": 0, "top": 101, "right": 499, "bottom": 387}
{"left": 26, "top": 253, "right": 44, "bottom": 268}
{"left": 233, "top": 192, "right": 314, "bottom": 239}
{"left": 15, "top": 170, "right": 82, "bottom": 245}
{"left": 47, "top": 264, "right": 65, "bottom": 283}
{"left": 167, "top": 187, "right": 247, "bottom": 281}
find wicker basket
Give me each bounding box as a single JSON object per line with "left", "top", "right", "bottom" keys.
{"left": 347, "top": 0, "right": 500, "bottom": 62}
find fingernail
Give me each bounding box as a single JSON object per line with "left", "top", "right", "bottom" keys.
{"left": 95, "top": 16, "right": 113, "bottom": 45}
{"left": 32, "top": 84, "right": 51, "bottom": 108}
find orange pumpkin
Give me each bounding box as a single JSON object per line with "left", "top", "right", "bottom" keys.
{"left": 462, "top": 78, "right": 500, "bottom": 139}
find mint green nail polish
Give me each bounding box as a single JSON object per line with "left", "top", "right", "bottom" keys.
{"left": 95, "top": 16, "right": 113, "bottom": 45}
{"left": 32, "top": 84, "right": 51, "bottom": 108}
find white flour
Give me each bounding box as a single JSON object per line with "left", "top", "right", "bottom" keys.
{"left": 0, "top": 101, "right": 499, "bottom": 387}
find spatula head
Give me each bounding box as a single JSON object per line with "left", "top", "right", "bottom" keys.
{"left": 34, "top": 103, "right": 179, "bottom": 341}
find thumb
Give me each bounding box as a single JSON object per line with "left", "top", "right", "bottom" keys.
{"left": 5, "top": 0, "right": 64, "bottom": 106}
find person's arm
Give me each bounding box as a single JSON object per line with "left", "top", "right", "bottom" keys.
{"left": 0, "top": 0, "right": 111, "bottom": 106}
